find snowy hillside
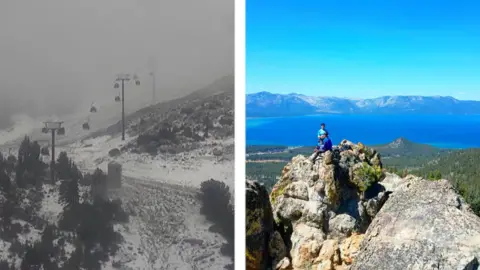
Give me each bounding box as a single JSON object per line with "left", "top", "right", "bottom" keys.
{"left": 0, "top": 75, "right": 234, "bottom": 269}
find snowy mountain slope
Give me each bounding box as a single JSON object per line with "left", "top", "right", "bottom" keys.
{"left": 56, "top": 131, "right": 233, "bottom": 269}
{"left": 0, "top": 75, "right": 234, "bottom": 269}
{"left": 105, "top": 177, "right": 230, "bottom": 270}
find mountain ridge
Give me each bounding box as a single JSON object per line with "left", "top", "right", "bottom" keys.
{"left": 247, "top": 91, "right": 480, "bottom": 117}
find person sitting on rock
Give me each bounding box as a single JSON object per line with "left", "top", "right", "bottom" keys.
{"left": 311, "top": 132, "right": 332, "bottom": 163}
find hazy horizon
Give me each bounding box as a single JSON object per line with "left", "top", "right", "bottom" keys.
{"left": 0, "top": 0, "right": 233, "bottom": 129}
{"left": 247, "top": 91, "right": 480, "bottom": 102}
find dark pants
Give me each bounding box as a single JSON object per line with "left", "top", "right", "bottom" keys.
{"left": 311, "top": 147, "right": 326, "bottom": 163}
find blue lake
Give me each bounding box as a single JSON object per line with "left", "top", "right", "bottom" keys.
{"left": 246, "top": 114, "right": 480, "bottom": 148}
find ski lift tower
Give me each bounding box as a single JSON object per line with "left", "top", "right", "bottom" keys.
{"left": 149, "top": 57, "right": 157, "bottom": 105}
{"left": 114, "top": 73, "right": 141, "bottom": 141}
{"left": 42, "top": 121, "right": 65, "bottom": 183}
{"left": 149, "top": 71, "right": 156, "bottom": 106}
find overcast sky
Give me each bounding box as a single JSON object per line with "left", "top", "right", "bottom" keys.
{"left": 0, "top": 0, "right": 233, "bottom": 128}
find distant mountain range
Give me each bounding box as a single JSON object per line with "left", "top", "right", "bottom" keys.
{"left": 246, "top": 91, "right": 480, "bottom": 117}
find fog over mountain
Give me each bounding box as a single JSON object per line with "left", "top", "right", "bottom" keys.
{"left": 0, "top": 0, "right": 233, "bottom": 129}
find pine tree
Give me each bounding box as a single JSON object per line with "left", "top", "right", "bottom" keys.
{"left": 57, "top": 152, "right": 80, "bottom": 209}
{"left": 59, "top": 171, "right": 80, "bottom": 209}
{"left": 203, "top": 113, "right": 213, "bottom": 138}
{"left": 90, "top": 169, "right": 107, "bottom": 200}
{"left": 15, "top": 137, "right": 44, "bottom": 188}
{"left": 20, "top": 244, "right": 42, "bottom": 270}
{"left": 56, "top": 152, "right": 71, "bottom": 181}
{"left": 40, "top": 225, "right": 56, "bottom": 259}
{"left": 0, "top": 154, "right": 12, "bottom": 193}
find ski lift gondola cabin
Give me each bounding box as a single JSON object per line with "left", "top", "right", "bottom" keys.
{"left": 82, "top": 122, "right": 90, "bottom": 130}
{"left": 57, "top": 127, "right": 65, "bottom": 135}
{"left": 42, "top": 127, "right": 48, "bottom": 134}
{"left": 115, "top": 96, "right": 121, "bottom": 102}
{"left": 90, "top": 105, "right": 97, "bottom": 113}
{"left": 114, "top": 83, "right": 119, "bottom": 89}
{"left": 135, "top": 80, "right": 140, "bottom": 86}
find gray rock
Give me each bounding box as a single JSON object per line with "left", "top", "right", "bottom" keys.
{"left": 302, "top": 201, "right": 328, "bottom": 229}
{"left": 274, "top": 197, "right": 306, "bottom": 221}
{"left": 365, "top": 198, "right": 380, "bottom": 218}
{"left": 309, "top": 182, "right": 326, "bottom": 202}
{"left": 284, "top": 181, "right": 309, "bottom": 201}
{"left": 351, "top": 179, "right": 480, "bottom": 270}
{"left": 246, "top": 180, "right": 275, "bottom": 269}
{"left": 329, "top": 213, "right": 357, "bottom": 237}
{"left": 379, "top": 173, "right": 413, "bottom": 193}
{"left": 268, "top": 231, "right": 288, "bottom": 268}
{"left": 108, "top": 148, "right": 121, "bottom": 157}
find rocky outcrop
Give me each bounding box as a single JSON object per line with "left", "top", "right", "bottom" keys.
{"left": 246, "top": 139, "right": 480, "bottom": 270}
{"left": 351, "top": 176, "right": 480, "bottom": 270}
{"left": 268, "top": 140, "right": 387, "bottom": 269}
{"left": 246, "top": 180, "right": 288, "bottom": 270}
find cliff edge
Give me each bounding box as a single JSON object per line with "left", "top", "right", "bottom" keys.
{"left": 246, "top": 140, "right": 480, "bottom": 270}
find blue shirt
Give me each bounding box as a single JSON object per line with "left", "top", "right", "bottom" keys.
{"left": 321, "top": 137, "right": 333, "bottom": 151}
{"left": 317, "top": 128, "right": 328, "bottom": 137}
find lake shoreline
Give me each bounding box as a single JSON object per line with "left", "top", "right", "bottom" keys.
{"left": 247, "top": 114, "right": 480, "bottom": 149}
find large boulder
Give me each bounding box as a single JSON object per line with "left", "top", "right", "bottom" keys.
{"left": 269, "top": 140, "right": 387, "bottom": 269}
{"left": 351, "top": 177, "right": 480, "bottom": 270}
{"left": 246, "top": 180, "right": 288, "bottom": 270}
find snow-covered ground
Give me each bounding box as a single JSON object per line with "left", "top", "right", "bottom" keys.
{"left": 71, "top": 133, "right": 233, "bottom": 269}
{"left": 58, "top": 135, "right": 234, "bottom": 190}
{"left": 0, "top": 126, "right": 234, "bottom": 270}
{"left": 0, "top": 77, "right": 234, "bottom": 269}
{"left": 103, "top": 177, "right": 231, "bottom": 270}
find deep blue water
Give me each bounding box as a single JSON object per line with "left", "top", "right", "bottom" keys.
{"left": 246, "top": 114, "right": 480, "bottom": 148}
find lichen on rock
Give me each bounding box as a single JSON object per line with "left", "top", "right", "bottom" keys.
{"left": 350, "top": 178, "right": 480, "bottom": 270}
{"left": 246, "top": 180, "right": 288, "bottom": 270}
{"left": 265, "top": 140, "right": 388, "bottom": 269}
{"left": 246, "top": 138, "right": 480, "bottom": 270}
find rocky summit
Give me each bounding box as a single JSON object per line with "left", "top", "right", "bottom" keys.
{"left": 246, "top": 140, "right": 480, "bottom": 270}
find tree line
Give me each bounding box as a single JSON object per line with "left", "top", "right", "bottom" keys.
{"left": 0, "top": 136, "right": 128, "bottom": 270}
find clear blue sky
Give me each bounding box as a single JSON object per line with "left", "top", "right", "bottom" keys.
{"left": 246, "top": 0, "right": 480, "bottom": 100}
